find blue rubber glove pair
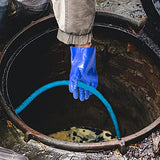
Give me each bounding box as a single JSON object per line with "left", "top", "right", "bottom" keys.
{"left": 69, "top": 46, "right": 98, "bottom": 101}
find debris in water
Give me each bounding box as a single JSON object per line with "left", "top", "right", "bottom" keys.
{"left": 48, "top": 127, "right": 115, "bottom": 143}
{"left": 6, "top": 120, "right": 13, "bottom": 128}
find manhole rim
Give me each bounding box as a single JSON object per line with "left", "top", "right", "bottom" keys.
{"left": 0, "top": 12, "right": 160, "bottom": 152}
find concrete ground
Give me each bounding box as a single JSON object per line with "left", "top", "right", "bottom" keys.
{"left": 0, "top": 0, "right": 160, "bottom": 159}
{"left": 96, "top": 0, "right": 146, "bottom": 21}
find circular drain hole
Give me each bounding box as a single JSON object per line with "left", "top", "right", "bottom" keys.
{"left": 0, "top": 15, "right": 160, "bottom": 151}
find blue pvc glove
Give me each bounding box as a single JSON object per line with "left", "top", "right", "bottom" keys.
{"left": 69, "top": 46, "right": 98, "bottom": 101}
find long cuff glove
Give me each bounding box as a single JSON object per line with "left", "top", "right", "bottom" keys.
{"left": 69, "top": 46, "right": 98, "bottom": 101}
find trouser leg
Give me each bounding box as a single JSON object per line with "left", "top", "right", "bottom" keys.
{"left": 52, "top": 0, "right": 96, "bottom": 45}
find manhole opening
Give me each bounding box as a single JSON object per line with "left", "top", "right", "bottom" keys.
{"left": 2, "top": 26, "right": 160, "bottom": 142}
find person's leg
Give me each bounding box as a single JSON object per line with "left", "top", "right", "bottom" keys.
{"left": 0, "top": 0, "right": 51, "bottom": 40}
{"left": 52, "top": 0, "right": 95, "bottom": 45}
{"left": 11, "top": 0, "right": 51, "bottom": 20}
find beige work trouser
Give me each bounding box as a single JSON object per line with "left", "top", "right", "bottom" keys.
{"left": 51, "top": 0, "right": 95, "bottom": 45}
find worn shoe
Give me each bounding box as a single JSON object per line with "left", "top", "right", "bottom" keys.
{"left": 9, "top": 0, "right": 51, "bottom": 21}
{"left": 0, "top": 0, "right": 52, "bottom": 41}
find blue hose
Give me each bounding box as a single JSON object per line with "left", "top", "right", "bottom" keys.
{"left": 15, "top": 80, "right": 121, "bottom": 138}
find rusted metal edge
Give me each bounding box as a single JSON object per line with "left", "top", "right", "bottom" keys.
{"left": 1, "top": 90, "right": 160, "bottom": 153}
{"left": 95, "top": 10, "right": 147, "bottom": 30}
{"left": 94, "top": 23, "right": 160, "bottom": 62}
{"left": 0, "top": 13, "right": 160, "bottom": 153}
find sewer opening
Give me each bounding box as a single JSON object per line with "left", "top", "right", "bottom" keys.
{"left": 3, "top": 26, "right": 160, "bottom": 142}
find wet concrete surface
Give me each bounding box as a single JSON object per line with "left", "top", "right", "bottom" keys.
{"left": 0, "top": 0, "right": 160, "bottom": 159}
{"left": 96, "top": 0, "right": 146, "bottom": 19}
{"left": 96, "top": 0, "right": 147, "bottom": 29}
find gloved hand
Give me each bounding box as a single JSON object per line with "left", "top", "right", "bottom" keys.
{"left": 69, "top": 46, "right": 98, "bottom": 101}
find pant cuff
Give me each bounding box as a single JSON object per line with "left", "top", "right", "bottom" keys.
{"left": 57, "top": 29, "right": 93, "bottom": 45}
